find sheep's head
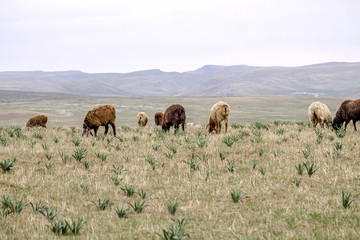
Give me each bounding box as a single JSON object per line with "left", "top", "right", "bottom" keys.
{"left": 82, "top": 123, "right": 93, "bottom": 137}
{"left": 331, "top": 116, "right": 342, "bottom": 131}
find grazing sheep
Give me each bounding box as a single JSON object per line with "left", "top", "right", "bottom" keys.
{"left": 208, "top": 101, "right": 230, "bottom": 134}
{"left": 162, "top": 104, "right": 186, "bottom": 133}
{"left": 332, "top": 99, "right": 360, "bottom": 131}
{"left": 82, "top": 105, "right": 116, "bottom": 137}
{"left": 26, "top": 114, "right": 48, "bottom": 128}
{"left": 308, "top": 102, "right": 332, "bottom": 129}
{"left": 137, "top": 112, "right": 148, "bottom": 127}
{"left": 154, "top": 112, "right": 164, "bottom": 126}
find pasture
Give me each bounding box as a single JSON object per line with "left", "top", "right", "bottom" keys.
{"left": 0, "top": 94, "right": 359, "bottom": 239}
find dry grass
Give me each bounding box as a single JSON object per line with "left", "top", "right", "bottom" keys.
{"left": 0, "top": 122, "right": 359, "bottom": 239}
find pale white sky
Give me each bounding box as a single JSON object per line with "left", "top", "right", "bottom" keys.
{"left": 0, "top": 0, "right": 359, "bottom": 73}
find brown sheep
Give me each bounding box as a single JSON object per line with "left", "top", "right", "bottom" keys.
{"left": 154, "top": 112, "right": 164, "bottom": 126}
{"left": 82, "top": 105, "right": 116, "bottom": 137}
{"left": 208, "top": 101, "right": 230, "bottom": 134}
{"left": 308, "top": 102, "right": 332, "bottom": 129}
{"left": 26, "top": 114, "right": 48, "bottom": 128}
{"left": 332, "top": 99, "right": 360, "bottom": 131}
{"left": 137, "top": 112, "right": 148, "bottom": 127}
{"left": 162, "top": 104, "right": 186, "bottom": 133}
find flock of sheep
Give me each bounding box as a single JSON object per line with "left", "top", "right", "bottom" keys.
{"left": 25, "top": 101, "right": 231, "bottom": 136}
{"left": 309, "top": 99, "right": 360, "bottom": 131}
{"left": 25, "top": 98, "right": 360, "bottom": 135}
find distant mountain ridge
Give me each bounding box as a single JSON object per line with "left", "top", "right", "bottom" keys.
{"left": 0, "top": 62, "right": 359, "bottom": 98}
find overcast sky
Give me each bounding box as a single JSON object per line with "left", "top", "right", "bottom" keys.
{"left": 1, "top": 0, "right": 359, "bottom": 73}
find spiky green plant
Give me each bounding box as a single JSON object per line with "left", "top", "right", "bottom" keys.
{"left": 121, "top": 185, "right": 138, "bottom": 197}
{"left": 303, "top": 161, "right": 318, "bottom": 177}
{"left": 167, "top": 201, "right": 179, "bottom": 215}
{"left": 113, "top": 165, "right": 127, "bottom": 175}
{"left": 145, "top": 155, "right": 157, "bottom": 170}
{"left": 295, "top": 163, "right": 304, "bottom": 175}
{"left": 259, "top": 167, "right": 267, "bottom": 175}
{"left": 59, "top": 152, "right": 69, "bottom": 164}
{"left": 38, "top": 207, "right": 62, "bottom": 221}
{"left": 137, "top": 189, "right": 148, "bottom": 199}
{"left": 128, "top": 199, "right": 148, "bottom": 213}
{"left": 115, "top": 207, "right": 131, "bottom": 218}
{"left": 226, "top": 160, "right": 235, "bottom": 173}
{"left": 341, "top": 190, "right": 356, "bottom": 209}
{"left": 72, "top": 148, "right": 87, "bottom": 162}
{"left": 218, "top": 150, "right": 228, "bottom": 161}
{"left": 72, "top": 138, "right": 82, "bottom": 146}
{"left": 92, "top": 198, "right": 114, "bottom": 211}
{"left": 157, "top": 217, "right": 190, "bottom": 240}
{"left": 44, "top": 153, "right": 53, "bottom": 161}
{"left": 0, "top": 157, "right": 16, "bottom": 172}
{"left": 230, "top": 190, "right": 244, "bottom": 203}
{"left": 95, "top": 152, "right": 108, "bottom": 162}
{"left": 1, "top": 196, "right": 28, "bottom": 215}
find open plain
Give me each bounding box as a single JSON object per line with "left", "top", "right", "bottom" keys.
{"left": 0, "top": 93, "right": 359, "bottom": 239}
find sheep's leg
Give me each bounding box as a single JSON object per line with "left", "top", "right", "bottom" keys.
{"left": 344, "top": 121, "right": 349, "bottom": 131}
{"left": 181, "top": 123, "right": 185, "bottom": 131}
{"left": 353, "top": 121, "right": 357, "bottom": 131}
{"left": 174, "top": 124, "right": 179, "bottom": 134}
{"left": 110, "top": 122, "right": 116, "bottom": 136}
{"left": 104, "top": 124, "right": 109, "bottom": 135}
{"left": 216, "top": 121, "right": 221, "bottom": 134}
{"left": 94, "top": 127, "right": 99, "bottom": 137}
{"left": 225, "top": 118, "right": 228, "bottom": 133}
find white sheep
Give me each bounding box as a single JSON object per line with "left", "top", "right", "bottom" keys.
{"left": 208, "top": 101, "right": 230, "bottom": 134}
{"left": 137, "top": 112, "right": 148, "bottom": 127}
{"left": 308, "top": 101, "right": 332, "bottom": 129}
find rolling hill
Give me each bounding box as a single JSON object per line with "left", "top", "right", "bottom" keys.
{"left": 0, "top": 62, "right": 359, "bottom": 98}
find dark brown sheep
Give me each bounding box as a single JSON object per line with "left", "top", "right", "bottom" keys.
{"left": 26, "top": 114, "right": 48, "bottom": 128}
{"left": 332, "top": 99, "right": 360, "bottom": 131}
{"left": 154, "top": 112, "right": 164, "bottom": 126}
{"left": 162, "top": 104, "right": 186, "bottom": 133}
{"left": 82, "top": 105, "right": 116, "bottom": 137}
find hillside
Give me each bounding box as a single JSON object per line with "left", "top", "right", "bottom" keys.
{"left": 0, "top": 62, "right": 359, "bottom": 98}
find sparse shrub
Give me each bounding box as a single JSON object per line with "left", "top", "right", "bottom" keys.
{"left": 230, "top": 190, "right": 244, "bottom": 203}
{"left": 253, "top": 122, "right": 270, "bottom": 130}
{"left": 276, "top": 128, "right": 287, "bottom": 135}
{"left": 113, "top": 165, "right": 127, "bottom": 175}
{"left": 303, "top": 161, "right": 318, "bottom": 177}
{"left": 157, "top": 217, "right": 190, "bottom": 240}
{"left": 44, "top": 153, "right": 53, "bottom": 161}
{"left": 121, "top": 185, "right": 138, "bottom": 197}
{"left": 295, "top": 178, "right": 301, "bottom": 187}
{"left": 145, "top": 155, "right": 157, "bottom": 170}
{"left": 59, "top": 152, "right": 69, "bottom": 164}
{"left": 92, "top": 198, "right": 114, "bottom": 211}
{"left": 72, "top": 138, "right": 82, "bottom": 146}
{"left": 53, "top": 137, "right": 60, "bottom": 143}
{"left": 315, "top": 129, "right": 324, "bottom": 144}
{"left": 115, "top": 207, "right": 131, "bottom": 218}
{"left": 45, "top": 162, "right": 52, "bottom": 170}
{"left": 33, "top": 133, "right": 44, "bottom": 140}
{"left": 336, "top": 127, "right": 346, "bottom": 138}
{"left": 222, "top": 135, "right": 240, "bottom": 147}
{"left": 152, "top": 144, "right": 160, "bottom": 151}
{"left": 301, "top": 144, "right": 312, "bottom": 159}
{"left": 226, "top": 160, "right": 236, "bottom": 173}
{"left": 137, "top": 189, "right": 148, "bottom": 199}
{"left": 295, "top": 163, "right": 304, "bottom": 175}
{"left": 252, "top": 160, "right": 259, "bottom": 169}
{"left": 259, "top": 167, "right": 267, "bottom": 175}
{"left": 96, "top": 152, "right": 108, "bottom": 162}
{"left": 50, "top": 218, "right": 84, "bottom": 236}
{"left": 218, "top": 150, "right": 228, "bottom": 161}
{"left": 128, "top": 199, "right": 147, "bottom": 213}
{"left": 167, "top": 201, "right": 179, "bottom": 215}
{"left": 0, "top": 157, "right": 16, "bottom": 172}
{"left": 1, "top": 196, "right": 28, "bottom": 215}
{"left": 188, "top": 154, "right": 200, "bottom": 171}
{"left": 72, "top": 148, "right": 87, "bottom": 162}
{"left": 341, "top": 190, "right": 356, "bottom": 209}
{"left": 230, "top": 122, "right": 243, "bottom": 129}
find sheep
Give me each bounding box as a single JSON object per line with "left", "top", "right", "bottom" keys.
{"left": 308, "top": 101, "right": 332, "bottom": 129}
{"left": 162, "top": 104, "right": 186, "bottom": 133}
{"left": 137, "top": 112, "right": 148, "bottom": 127}
{"left": 154, "top": 112, "right": 164, "bottom": 126}
{"left": 26, "top": 114, "right": 48, "bottom": 128}
{"left": 82, "top": 105, "right": 116, "bottom": 137}
{"left": 208, "top": 101, "right": 230, "bottom": 134}
{"left": 332, "top": 99, "right": 360, "bottom": 131}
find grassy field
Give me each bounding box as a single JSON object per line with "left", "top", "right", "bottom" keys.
{"left": 0, "top": 91, "right": 343, "bottom": 127}
{"left": 0, "top": 121, "right": 359, "bottom": 239}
